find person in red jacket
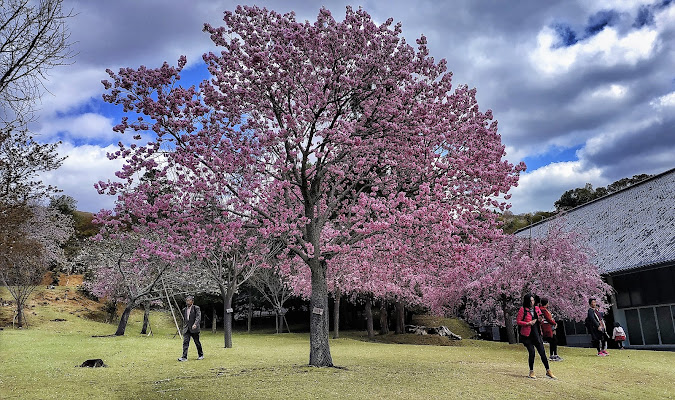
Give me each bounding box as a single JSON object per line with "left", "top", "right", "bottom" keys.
{"left": 517, "top": 294, "right": 556, "bottom": 379}
{"left": 539, "top": 298, "right": 562, "bottom": 361}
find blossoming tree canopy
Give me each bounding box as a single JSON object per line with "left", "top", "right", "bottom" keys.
{"left": 456, "top": 223, "right": 612, "bottom": 344}
{"left": 98, "top": 6, "right": 525, "bottom": 366}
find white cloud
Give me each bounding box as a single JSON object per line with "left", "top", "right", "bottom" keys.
{"left": 504, "top": 145, "right": 529, "bottom": 166}
{"left": 39, "top": 142, "right": 124, "bottom": 213}
{"left": 509, "top": 161, "right": 605, "bottom": 213}
{"left": 651, "top": 91, "right": 675, "bottom": 109}
{"left": 35, "top": 113, "right": 115, "bottom": 142}
{"left": 590, "top": 84, "right": 628, "bottom": 99}
{"left": 38, "top": 66, "right": 109, "bottom": 117}
{"left": 654, "top": 0, "right": 675, "bottom": 26}
{"left": 530, "top": 26, "right": 659, "bottom": 76}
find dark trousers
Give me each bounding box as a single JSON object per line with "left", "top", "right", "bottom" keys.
{"left": 182, "top": 330, "right": 203, "bottom": 358}
{"left": 592, "top": 336, "right": 607, "bottom": 352}
{"left": 522, "top": 329, "right": 550, "bottom": 371}
{"left": 543, "top": 335, "right": 558, "bottom": 356}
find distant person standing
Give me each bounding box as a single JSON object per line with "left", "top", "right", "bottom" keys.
{"left": 517, "top": 294, "right": 556, "bottom": 379}
{"left": 178, "top": 295, "right": 204, "bottom": 361}
{"left": 586, "top": 297, "right": 608, "bottom": 356}
{"left": 540, "top": 298, "right": 562, "bottom": 361}
{"left": 612, "top": 322, "right": 626, "bottom": 349}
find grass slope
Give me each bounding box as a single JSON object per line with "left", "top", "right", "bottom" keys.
{"left": 1, "top": 287, "right": 674, "bottom": 399}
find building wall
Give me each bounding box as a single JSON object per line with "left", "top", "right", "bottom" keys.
{"left": 608, "top": 264, "right": 675, "bottom": 349}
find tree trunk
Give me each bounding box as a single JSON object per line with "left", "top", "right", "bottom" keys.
{"left": 333, "top": 291, "right": 341, "bottom": 339}
{"left": 275, "top": 309, "right": 280, "bottom": 333}
{"left": 278, "top": 311, "right": 285, "bottom": 334}
{"left": 140, "top": 301, "right": 150, "bottom": 334}
{"left": 221, "top": 287, "right": 235, "bottom": 348}
{"left": 365, "top": 297, "right": 374, "bottom": 339}
{"left": 308, "top": 257, "right": 333, "bottom": 367}
{"left": 115, "top": 301, "right": 135, "bottom": 336}
{"left": 212, "top": 305, "right": 217, "bottom": 333}
{"left": 283, "top": 314, "right": 291, "bottom": 333}
{"left": 503, "top": 302, "right": 517, "bottom": 344}
{"left": 379, "top": 300, "right": 389, "bottom": 335}
{"left": 16, "top": 302, "right": 24, "bottom": 328}
{"left": 247, "top": 292, "right": 253, "bottom": 333}
{"left": 395, "top": 300, "right": 404, "bottom": 334}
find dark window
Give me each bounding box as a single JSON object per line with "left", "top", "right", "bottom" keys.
{"left": 625, "top": 309, "right": 643, "bottom": 345}
{"left": 656, "top": 267, "right": 675, "bottom": 304}
{"left": 657, "top": 306, "right": 675, "bottom": 344}
{"left": 613, "top": 275, "right": 632, "bottom": 308}
{"left": 628, "top": 273, "right": 643, "bottom": 307}
{"left": 614, "top": 265, "right": 675, "bottom": 308}
{"left": 640, "top": 308, "right": 660, "bottom": 345}
{"left": 642, "top": 269, "right": 660, "bottom": 305}
{"left": 616, "top": 292, "right": 631, "bottom": 308}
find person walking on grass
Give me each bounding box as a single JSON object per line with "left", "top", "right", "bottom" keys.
{"left": 517, "top": 294, "right": 556, "bottom": 379}
{"left": 539, "top": 298, "right": 562, "bottom": 361}
{"left": 586, "top": 297, "right": 609, "bottom": 357}
{"left": 612, "top": 321, "right": 626, "bottom": 349}
{"left": 178, "top": 295, "right": 204, "bottom": 361}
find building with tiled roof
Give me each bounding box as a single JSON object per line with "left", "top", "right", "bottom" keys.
{"left": 515, "top": 167, "right": 675, "bottom": 349}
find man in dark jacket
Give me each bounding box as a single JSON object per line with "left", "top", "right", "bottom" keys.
{"left": 587, "top": 297, "right": 608, "bottom": 356}
{"left": 178, "top": 295, "right": 204, "bottom": 361}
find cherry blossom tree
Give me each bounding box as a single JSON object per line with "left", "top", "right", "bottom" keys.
{"left": 84, "top": 230, "right": 177, "bottom": 336}
{"left": 96, "top": 164, "right": 282, "bottom": 345}
{"left": 194, "top": 230, "right": 281, "bottom": 348}
{"left": 454, "top": 224, "right": 612, "bottom": 344}
{"left": 98, "top": 6, "right": 524, "bottom": 366}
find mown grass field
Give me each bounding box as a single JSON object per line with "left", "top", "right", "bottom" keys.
{"left": 1, "top": 286, "right": 674, "bottom": 399}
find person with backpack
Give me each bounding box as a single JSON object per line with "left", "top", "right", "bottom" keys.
{"left": 612, "top": 321, "right": 626, "bottom": 349}
{"left": 586, "top": 297, "right": 609, "bottom": 356}
{"left": 517, "top": 294, "right": 556, "bottom": 379}
{"left": 539, "top": 298, "right": 562, "bottom": 361}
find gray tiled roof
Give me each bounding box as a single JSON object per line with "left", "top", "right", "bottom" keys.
{"left": 515, "top": 168, "right": 675, "bottom": 275}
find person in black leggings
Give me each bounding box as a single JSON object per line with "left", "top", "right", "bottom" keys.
{"left": 516, "top": 294, "right": 556, "bottom": 379}
{"left": 587, "top": 297, "right": 609, "bottom": 356}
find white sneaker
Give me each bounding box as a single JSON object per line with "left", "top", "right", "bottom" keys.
{"left": 197, "top": 355, "right": 204, "bottom": 360}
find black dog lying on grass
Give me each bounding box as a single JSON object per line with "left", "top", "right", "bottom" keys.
{"left": 79, "top": 359, "right": 106, "bottom": 368}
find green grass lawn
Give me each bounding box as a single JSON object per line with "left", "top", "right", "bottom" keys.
{"left": 1, "top": 287, "right": 674, "bottom": 399}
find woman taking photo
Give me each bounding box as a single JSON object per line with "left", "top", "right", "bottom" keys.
{"left": 517, "top": 294, "right": 556, "bottom": 379}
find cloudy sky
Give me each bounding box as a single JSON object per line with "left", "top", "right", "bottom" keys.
{"left": 31, "top": 0, "right": 675, "bottom": 214}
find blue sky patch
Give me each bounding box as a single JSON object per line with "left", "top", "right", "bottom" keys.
{"left": 554, "top": 24, "right": 578, "bottom": 47}
{"left": 584, "top": 10, "right": 619, "bottom": 37}
{"left": 634, "top": 5, "right": 655, "bottom": 28}
{"left": 521, "top": 144, "right": 583, "bottom": 172}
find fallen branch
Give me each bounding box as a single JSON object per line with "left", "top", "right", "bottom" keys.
{"left": 404, "top": 325, "right": 462, "bottom": 340}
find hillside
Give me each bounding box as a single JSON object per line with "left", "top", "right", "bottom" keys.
{"left": 0, "top": 281, "right": 177, "bottom": 335}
